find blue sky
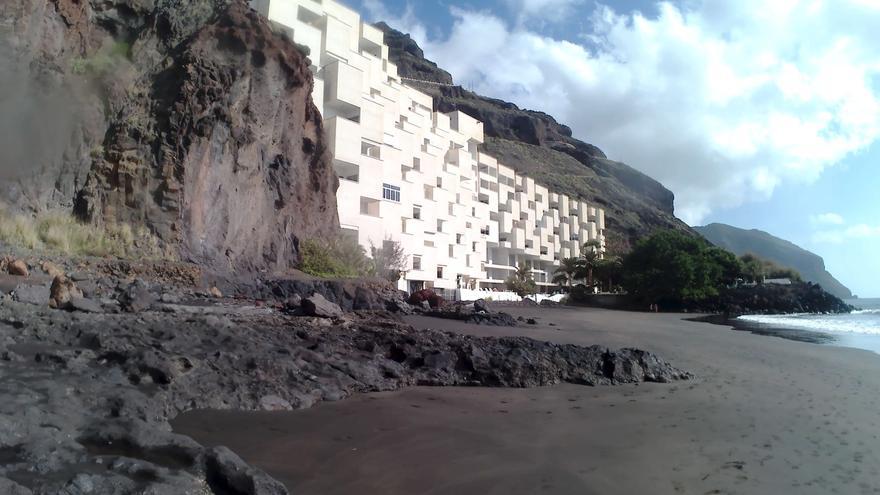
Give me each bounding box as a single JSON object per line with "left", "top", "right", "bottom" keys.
{"left": 358, "top": 0, "right": 880, "bottom": 297}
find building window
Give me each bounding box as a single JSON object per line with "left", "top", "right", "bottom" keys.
{"left": 436, "top": 177, "right": 443, "bottom": 188}
{"left": 448, "top": 203, "right": 454, "bottom": 215}
{"left": 436, "top": 219, "right": 443, "bottom": 232}
{"left": 448, "top": 245, "right": 454, "bottom": 258}
{"left": 437, "top": 265, "right": 445, "bottom": 279}
{"left": 382, "top": 183, "right": 401, "bottom": 202}
{"left": 424, "top": 240, "right": 434, "bottom": 247}
{"left": 472, "top": 242, "right": 477, "bottom": 252}
{"left": 413, "top": 157, "right": 421, "bottom": 171}
{"left": 413, "top": 205, "right": 421, "bottom": 220}
{"left": 412, "top": 256, "right": 422, "bottom": 271}
{"left": 456, "top": 234, "right": 463, "bottom": 245}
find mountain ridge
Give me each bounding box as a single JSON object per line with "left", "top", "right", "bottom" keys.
{"left": 695, "top": 223, "right": 852, "bottom": 299}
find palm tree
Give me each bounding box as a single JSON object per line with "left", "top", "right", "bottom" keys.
{"left": 578, "top": 240, "right": 603, "bottom": 289}
{"left": 506, "top": 263, "right": 538, "bottom": 297}
{"left": 552, "top": 257, "right": 582, "bottom": 291}
{"left": 595, "top": 256, "right": 623, "bottom": 292}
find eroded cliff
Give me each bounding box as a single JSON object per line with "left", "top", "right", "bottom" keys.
{"left": 2, "top": 0, "right": 339, "bottom": 273}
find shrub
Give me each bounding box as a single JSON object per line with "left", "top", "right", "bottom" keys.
{"left": 298, "top": 236, "right": 372, "bottom": 279}
{"left": 0, "top": 207, "right": 168, "bottom": 259}
{"left": 370, "top": 238, "right": 408, "bottom": 282}
{"left": 505, "top": 263, "right": 537, "bottom": 297}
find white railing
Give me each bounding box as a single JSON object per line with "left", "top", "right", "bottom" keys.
{"left": 455, "top": 289, "right": 566, "bottom": 304}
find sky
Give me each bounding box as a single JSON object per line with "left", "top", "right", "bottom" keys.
{"left": 356, "top": 0, "right": 880, "bottom": 297}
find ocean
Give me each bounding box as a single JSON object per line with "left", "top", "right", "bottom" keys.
{"left": 736, "top": 298, "right": 880, "bottom": 354}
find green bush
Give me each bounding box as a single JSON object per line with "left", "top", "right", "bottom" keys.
{"left": 298, "top": 236, "right": 372, "bottom": 279}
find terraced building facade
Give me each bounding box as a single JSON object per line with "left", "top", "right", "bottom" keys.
{"left": 251, "top": 0, "right": 606, "bottom": 292}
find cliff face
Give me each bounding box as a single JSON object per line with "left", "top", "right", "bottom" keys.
{"left": 695, "top": 223, "right": 853, "bottom": 300}
{"left": 376, "top": 22, "right": 693, "bottom": 252}
{"left": 2, "top": 0, "right": 339, "bottom": 273}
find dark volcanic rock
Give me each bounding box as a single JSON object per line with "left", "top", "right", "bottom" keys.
{"left": 12, "top": 284, "right": 50, "bottom": 306}
{"left": 376, "top": 23, "right": 694, "bottom": 251}
{"left": 264, "top": 277, "right": 408, "bottom": 313}
{"left": 118, "top": 278, "right": 156, "bottom": 313}
{"left": 302, "top": 293, "right": 343, "bottom": 318}
{"left": 426, "top": 302, "right": 519, "bottom": 326}
{"left": 0, "top": 293, "right": 689, "bottom": 493}
{"left": 713, "top": 282, "right": 854, "bottom": 315}
{"left": 3, "top": 0, "right": 339, "bottom": 274}
{"left": 69, "top": 297, "right": 103, "bottom": 313}
{"left": 204, "top": 446, "right": 288, "bottom": 495}
{"left": 474, "top": 299, "right": 490, "bottom": 313}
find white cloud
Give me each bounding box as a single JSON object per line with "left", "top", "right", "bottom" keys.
{"left": 813, "top": 224, "right": 880, "bottom": 244}
{"left": 810, "top": 213, "right": 846, "bottom": 225}
{"left": 502, "top": 0, "right": 585, "bottom": 25}
{"left": 375, "top": 0, "right": 880, "bottom": 225}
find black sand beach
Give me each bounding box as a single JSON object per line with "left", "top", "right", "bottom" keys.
{"left": 174, "top": 307, "right": 880, "bottom": 494}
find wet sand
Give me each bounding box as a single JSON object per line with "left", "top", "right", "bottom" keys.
{"left": 173, "top": 307, "right": 880, "bottom": 494}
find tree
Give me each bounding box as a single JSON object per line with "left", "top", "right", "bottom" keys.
{"left": 370, "top": 238, "right": 409, "bottom": 282}
{"left": 739, "top": 253, "right": 766, "bottom": 283}
{"left": 552, "top": 257, "right": 582, "bottom": 291}
{"left": 594, "top": 256, "right": 623, "bottom": 293}
{"left": 506, "top": 263, "right": 538, "bottom": 297}
{"left": 577, "top": 240, "right": 603, "bottom": 288}
{"left": 621, "top": 230, "right": 736, "bottom": 306}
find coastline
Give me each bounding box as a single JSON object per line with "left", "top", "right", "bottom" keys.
{"left": 174, "top": 306, "right": 880, "bottom": 495}
{"left": 693, "top": 312, "right": 880, "bottom": 355}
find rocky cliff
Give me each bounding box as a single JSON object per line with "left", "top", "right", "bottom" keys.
{"left": 376, "top": 22, "right": 693, "bottom": 252}
{"left": 695, "top": 223, "right": 853, "bottom": 300}
{"left": 2, "top": 0, "right": 339, "bottom": 273}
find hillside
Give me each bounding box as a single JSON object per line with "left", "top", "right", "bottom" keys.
{"left": 376, "top": 23, "right": 694, "bottom": 253}
{"left": 695, "top": 223, "right": 852, "bottom": 299}
{"left": 2, "top": 0, "right": 339, "bottom": 274}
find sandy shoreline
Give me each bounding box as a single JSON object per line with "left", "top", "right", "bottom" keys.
{"left": 174, "top": 307, "right": 880, "bottom": 494}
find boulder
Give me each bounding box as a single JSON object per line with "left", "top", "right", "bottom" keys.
{"left": 40, "top": 261, "right": 64, "bottom": 279}
{"left": 204, "top": 446, "right": 289, "bottom": 495}
{"left": 13, "top": 284, "right": 51, "bottom": 306}
{"left": 285, "top": 294, "right": 303, "bottom": 310}
{"left": 70, "top": 297, "right": 103, "bottom": 313}
{"left": 474, "top": 299, "right": 490, "bottom": 313}
{"left": 49, "top": 276, "right": 83, "bottom": 310}
{"left": 119, "top": 279, "right": 156, "bottom": 313}
{"left": 302, "top": 294, "right": 343, "bottom": 318}
{"left": 8, "top": 260, "right": 29, "bottom": 277}
{"left": 259, "top": 395, "right": 293, "bottom": 411}
{"left": 209, "top": 287, "right": 223, "bottom": 298}
{"left": 0, "top": 477, "right": 33, "bottom": 495}
{"left": 408, "top": 289, "right": 445, "bottom": 308}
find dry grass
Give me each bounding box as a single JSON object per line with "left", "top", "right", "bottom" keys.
{"left": 0, "top": 207, "right": 171, "bottom": 260}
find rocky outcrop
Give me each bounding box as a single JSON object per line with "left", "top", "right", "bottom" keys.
{"left": 376, "top": 23, "right": 694, "bottom": 251}
{"left": 0, "top": 285, "right": 690, "bottom": 493}
{"left": 2, "top": 0, "right": 339, "bottom": 274}
{"left": 712, "top": 282, "right": 854, "bottom": 316}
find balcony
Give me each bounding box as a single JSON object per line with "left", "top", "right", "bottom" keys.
{"left": 323, "top": 60, "right": 362, "bottom": 117}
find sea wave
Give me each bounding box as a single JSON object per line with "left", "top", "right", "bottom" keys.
{"left": 851, "top": 309, "right": 880, "bottom": 315}
{"left": 738, "top": 313, "right": 880, "bottom": 335}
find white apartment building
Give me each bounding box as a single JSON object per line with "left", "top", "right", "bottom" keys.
{"left": 250, "top": 0, "right": 606, "bottom": 293}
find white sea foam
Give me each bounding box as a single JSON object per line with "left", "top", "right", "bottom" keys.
{"left": 738, "top": 312, "right": 880, "bottom": 335}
